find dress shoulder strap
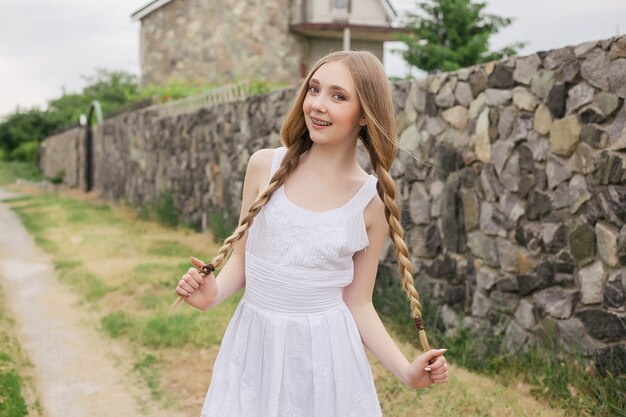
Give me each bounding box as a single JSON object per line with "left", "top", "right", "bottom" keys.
{"left": 267, "top": 146, "right": 287, "bottom": 187}
{"left": 349, "top": 175, "right": 379, "bottom": 213}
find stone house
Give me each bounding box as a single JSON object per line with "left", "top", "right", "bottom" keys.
{"left": 131, "top": 0, "right": 408, "bottom": 87}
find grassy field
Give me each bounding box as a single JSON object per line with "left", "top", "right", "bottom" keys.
{"left": 1, "top": 177, "right": 620, "bottom": 416}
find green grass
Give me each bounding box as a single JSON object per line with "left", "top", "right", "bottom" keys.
{"left": 51, "top": 259, "right": 115, "bottom": 301}
{"left": 147, "top": 240, "right": 195, "bottom": 258}
{"left": 0, "top": 370, "right": 28, "bottom": 417}
{"left": 0, "top": 160, "right": 43, "bottom": 185}
{"left": 101, "top": 291, "right": 241, "bottom": 349}
{"left": 373, "top": 265, "right": 625, "bottom": 417}
{"left": 133, "top": 354, "right": 164, "bottom": 401}
{"left": 0, "top": 286, "right": 42, "bottom": 417}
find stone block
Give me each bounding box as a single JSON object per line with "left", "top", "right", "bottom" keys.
{"left": 596, "top": 221, "right": 620, "bottom": 267}
{"left": 556, "top": 317, "right": 600, "bottom": 355}
{"left": 603, "top": 271, "right": 626, "bottom": 310}
{"left": 549, "top": 115, "right": 581, "bottom": 157}
{"left": 513, "top": 54, "right": 541, "bottom": 85}
{"left": 531, "top": 69, "right": 556, "bottom": 100}
{"left": 533, "top": 104, "right": 553, "bottom": 135}
{"left": 467, "top": 231, "right": 499, "bottom": 267}
{"left": 533, "top": 287, "right": 578, "bottom": 319}
{"left": 514, "top": 298, "right": 537, "bottom": 330}
{"left": 577, "top": 309, "right": 626, "bottom": 341}
{"left": 504, "top": 320, "right": 534, "bottom": 353}
{"left": 579, "top": 260, "right": 608, "bottom": 304}
{"left": 581, "top": 48, "right": 610, "bottom": 90}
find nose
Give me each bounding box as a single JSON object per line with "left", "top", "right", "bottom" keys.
{"left": 311, "top": 94, "right": 327, "bottom": 113}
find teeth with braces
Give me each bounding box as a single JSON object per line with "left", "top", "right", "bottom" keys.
{"left": 312, "top": 119, "right": 331, "bottom": 126}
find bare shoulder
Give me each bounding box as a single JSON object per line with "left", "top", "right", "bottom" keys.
{"left": 248, "top": 148, "right": 275, "bottom": 172}
{"left": 246, "top": 148, "right": 278, "bottom": 193}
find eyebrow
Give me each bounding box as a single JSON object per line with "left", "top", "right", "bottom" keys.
{"left": 309, "top": 78, "right": 349, "bottom": 93}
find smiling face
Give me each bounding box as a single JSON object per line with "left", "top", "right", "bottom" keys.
{"left": 302, "top": 61, "right": 367, "bottom": 145}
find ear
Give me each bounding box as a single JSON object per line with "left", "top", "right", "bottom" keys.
{"left": 359, "top": 114, "right": 367, "bottom": 126}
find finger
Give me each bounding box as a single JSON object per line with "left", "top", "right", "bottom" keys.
{"left": 420, "top": 348, "right": 447, "bottom": 367}
{"left": 428, "top": 355, "right": 447, "bottom": 371}
{"left": 190, "top": 256, "right": 206, "bottom": 269}
{"left": 182, "top": 273, "right": 199, "bottom": 289}
{"left": 187, "top": 268, "right": 204, "bottom": 285}
{"left": 430, "top": 365, "right": 448, "bottom": 377}
{"left": 179, "top": 278, "right": 195, "bottom": 293}
{"left": 430, "top": 372, "right": 447, "bottom": 381}
{"left": 176, "top": 286, "right": 190, "bottom": 297}
{"left": 433, "top": 377, "right": 448, "bottom": 384}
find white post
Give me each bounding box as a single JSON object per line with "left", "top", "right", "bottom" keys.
{"left": 343, "top": 26, "right": 350, "bottom": 51}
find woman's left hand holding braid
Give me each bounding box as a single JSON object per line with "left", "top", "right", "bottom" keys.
{"left": 404, "top": 348, "right": 449, "bottom": 388}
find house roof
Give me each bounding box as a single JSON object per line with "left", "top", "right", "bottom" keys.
{"left": 131, "top": 0, "right": 398, "bottom": 22}
{"left": 131, "top": 0, "right": 174, "bottom": 21}
{"left": 290, "top": 22, "right": 410, "bottom": 42}
{"left": 381, "top": 0, "right": 397, "bottom": 21}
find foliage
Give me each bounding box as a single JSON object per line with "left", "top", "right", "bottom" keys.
{"left": 47, "top": 68, "right": 139, "bottom": 127}
{"left": 398, "top": 0, "right": 526, "bottom": 73}
{"left": 0, "top": 69, "right": 139, "bottom": 161}
{"left": 0, "top": 108, "right": 63, "bottom": 159}
{"left": 0, "top": 160, "right": 43, "bottom": 185}
{"left": 138, "top": 190, "right": 181, "bottom": 229}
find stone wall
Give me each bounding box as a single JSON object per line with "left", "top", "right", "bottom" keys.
{"left": 40, "top": 35, "right": 626, "bottom": 370}
{"left": 39, "top": 127, "right": 82, "bottom": 187}
{"left": 137, "top": 0, "right": 307, "bottom": 86}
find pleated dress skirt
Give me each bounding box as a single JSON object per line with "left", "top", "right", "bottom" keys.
{"left": 199, "top": 253, "right": 383, "bottom": 417}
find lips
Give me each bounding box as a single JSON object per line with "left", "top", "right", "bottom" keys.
{"left": 310, "top": 116, "right": 332, "bottom": 127}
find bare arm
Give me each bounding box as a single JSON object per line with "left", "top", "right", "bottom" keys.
{"left": 186, "top": 148, "right": 275, "bottom": 311}
{"left": 343, "top": 195, "right": 448, "bottom": 388}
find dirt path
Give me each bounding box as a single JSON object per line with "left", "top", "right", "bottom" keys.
{"left": 0, "top": 188, "right": 184, "bottom": 417}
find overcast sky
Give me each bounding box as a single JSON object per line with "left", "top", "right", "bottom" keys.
{"left": 1, "top": 0, "right": 625, "bottom": 118}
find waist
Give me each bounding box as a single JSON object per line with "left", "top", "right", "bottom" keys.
{"left": 244, "top": 251, "right": 352, "bottom": 315}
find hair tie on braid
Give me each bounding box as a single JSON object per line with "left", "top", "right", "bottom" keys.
{"left": 200, "top": 263, "right": 216, "bottom": 275}
{"left": 413, "top": 316, "right": 425, "bottom": 331}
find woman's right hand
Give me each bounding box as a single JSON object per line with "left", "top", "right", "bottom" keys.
{"left": 175, "top": 256, "right": 219, "bottom": 310}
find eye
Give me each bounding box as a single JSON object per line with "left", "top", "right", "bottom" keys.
{"left": 308, "top": 86, "right": 319, "bottom": 93}
{"left": 333, "top": 93, "right": 346, "bottom": 101}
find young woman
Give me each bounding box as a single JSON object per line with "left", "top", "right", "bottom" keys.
{"left": 174, "top": 50, "right": 449, "bottom": 417}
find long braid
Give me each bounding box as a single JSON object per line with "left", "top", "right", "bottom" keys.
{"left": 168, "top": 140, "right": 311, "bottom": 314}
{"left": 373, "top": 162, "right": 430, "bottom": 352}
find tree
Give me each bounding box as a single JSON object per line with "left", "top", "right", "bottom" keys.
{"left": 0, "top": 69, "right": 139, "bottom": 162}
{"left": 47, "top": 68, "right": 139, "bottom": 125}
{"left": 398, "top": 0, "right": 526, "bottom": 73}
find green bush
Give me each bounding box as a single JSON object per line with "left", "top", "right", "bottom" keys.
{"left": 154, "top": 190, "right": 179, "bottom": 228}
{"left": 49, "top": 169, "right": 65, "bottom": 185}
{"left": 0, "top": 161, "right": 43, "bottom": 185}
{"left": 9, "top": 141, "right": 39, "bottom": 163}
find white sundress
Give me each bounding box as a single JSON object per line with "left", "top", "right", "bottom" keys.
{"left": 201, "top": 146, "right": 383, "bottom": 417}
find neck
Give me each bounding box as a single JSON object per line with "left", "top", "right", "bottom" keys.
{"left": 301, "top": 139, "right": 361, "bottom": 177}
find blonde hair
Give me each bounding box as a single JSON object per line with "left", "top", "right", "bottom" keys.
{"left": 171, "top": 50, "right": 431, "bottom": 352}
